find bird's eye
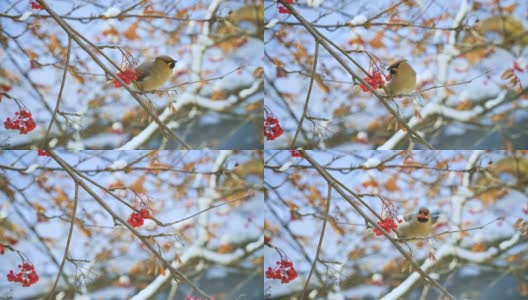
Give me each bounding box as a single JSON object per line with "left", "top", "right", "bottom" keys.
{"left": 168, "top": 62, "right": 175, "bottom": 68}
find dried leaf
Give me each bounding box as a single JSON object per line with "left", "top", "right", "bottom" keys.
{"left": 313, "top": 74, "right": 329, "bottom": 93}
{"left": 333, "top": 104, "right": 350, "bottom": 117}
{"left": 124, "top": 22, "right": 139, "bottom": 40}
{"left": 147, "top": 256, "right": 156, "bottom": 275}
{"left": 503, "top": 4, "right": 517, "bottom": 14}
{"left": 293, "top": 42, "right": 307, "bottom": 61}
{"left": 218, "top": 243, "right": 233, "bottom": 254}
{"left": 367, "top": 119, "right": 383, "bottom": 131}
{"left": 0, "top": 175, "right": 15, "bottom": 200}
{"left": 369, "top": 31, "right": 385, "bottom": 49}
{"left": 252, "top": 66, "right": 263, "bottom": 79}
{"left": 513, "top": 218, "right": 523, "bottom": 229}
{"left": 69, "top": 67, "right": 85, "bottom": 84}
{"left": 54, "top": 187, "right": 68, "bottom": 206}
{"left": 25, "top": 49, "right": 38, "bottom": 61}
{"left": 158, "top": 263, "right": 166, "bottom": 276}
{"left": 501, "top": 69, "right": 514, "bottom": 80}
{"left": 75, "top": 220, "right": 92, "bottom": 238}
{"left": 130, "top": 175, "right": 146, "bottom": 194}
{"left": 183, "top": 162, "right": 195, "bottom": 172}
{"left": 471, "top": 242, "right": 486, "bottom": 252}
{"left": 436, "top": 160, "right": 448, "bottom": 169}
{"left": 456, "top": 100, "right": 472, "bottom": 111}
{"left": 244, "top": 102, "right": 261, "bottom": 112}
{"left": 210, "top": 90, "right": 225, "bottom": 100}
{"left": 384, "top": 174, "right": 400, "bottom": 192}
{"left": 49, "top": 35, "right": 63, "bottom": 55}
{"left": 329, "top": 218, "right": 345, "bottom": 235}
{"left": 307, "top": 186, "right": 322, "bottom": 204}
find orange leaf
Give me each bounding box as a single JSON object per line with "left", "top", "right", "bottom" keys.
{"left": 307, "top": 186, "right": 322, "bottom": 204}
{"left": 513, "top": 218, "right": 523, "bottom": 229}
{"left": 183, "top": 162, "right": 195, "bottom": 172}
{"left": 124, "top": 22, "right": 139, "bottom": 40}
{"left": 436, "top": 160, "right": 448, "bottom": 169}
{"left": 369, "top": 31, "right": 385, "bottom": 49}
{"left": 25, "top": 49, "right": 38, "bottom": 61}
{"left": 501, "top": 69, "right": 514, "bottom": 80}
{"left": 333, "top": 104, "right": 350, "bottom": 117}
{"left": 285, "top": 200, "right": 299, "bottom": 212}
{"left": 252, "top": 66, "right": 263, "bottom": 79}
{"left": 54, "top": 187, "right": 68, "bottom": 206}
{"left": 271, "top": 57, "right": 285, "bottom": 69}
{"left": 130, "top": 175, "right": 146, "bottom": 194}
{"left": 49, "top": 35, "right": 63, "bottom": 54}
{"left": 471, "top": 242, "right": 486, "bottom": 252}
{"left": 75, "top": 220, "right": 92, "bottom": 238}
{"left": 315, "top": 75, "right": 330, "bottom": 93}
{"left": 329, "top": 218, "right": 345, "bottom": 235}
{"left": 503, "top": 4, "right": 517, "bottom": 14}
{"left": 293, "top": 42, "right": 307, "bottom": 61}
{"left": 384, "top": 174, "right": 400, "bottom": 192}
{"left": 456, "top": 100, "right": 472, "bottom": 111}
{"left": 158, "top": 263, "right": 166, "bottom": 276}
{"left": 210, "top": 90, "right": 225, "bottom": 100}
{"left": 218, "top": 243, "right": 233, "bottom": 254}
{"left": 147, "top": 256, "right": 156, "bottom": 275}
{"left": 367, "top": 119, "right": 383, "bottom": 131}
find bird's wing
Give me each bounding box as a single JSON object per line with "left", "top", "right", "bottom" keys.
{"left": 134, "top": 61, "right": 153, "bottom": 82}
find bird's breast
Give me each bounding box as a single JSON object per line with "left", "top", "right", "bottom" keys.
{"left": 138, "top": 64, "right": 172, "bottom": 91}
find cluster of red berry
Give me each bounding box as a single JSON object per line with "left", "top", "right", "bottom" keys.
{"left": 278, "top": 0, "right": 294, "bottom": 14}
{"left": 359, "top": 71, "right": 386, "bottom": 92}
{"left": 290, "top": 150, "right": 302, "bottom": 158}
{"left": 127, "top": 208, "right": 152, "bottom": 228}
{"left": 4, "top": 110, "right": 37, "bottom": 134}
{"left": 373, "top": 218, "right": 400, "bottom": 236}
{"left": 112, "top": 69, "right": 138, "bottom": 88}
{"left": 30, "top": 1, "right": 43, "bottom": 10}
{"left": 265, "top": 259, "right": 298, "bottom": 284}
{"left": 7, "top": 262, "right": 39, "bottom": 287}
{"left": 37, "top": 150, "right": 50, "bottom": 157}
{"left": 264, "top": 115, "right": 283, "bottom": 141}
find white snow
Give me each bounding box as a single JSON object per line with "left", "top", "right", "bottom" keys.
{"left": 266, "top": 19, "right": 280, "bottom": 29}
{"left": 23, "top": 163, "right": 40, "bottom": 174}
{"left": 102, "top": 7, "right": 121, "bottom": 18}
{"left": 361, "top": 157, "right": 381, "bottom": 168}
{"left": 349, "top": 15, "right": 368, "bottom": 26}
{"left": 306, "top": 0, "right": 324, "bottom": 7}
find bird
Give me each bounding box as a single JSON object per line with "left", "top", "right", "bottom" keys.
{"left": 133, "top": 55, "right": 177, "bottom": 91}
{"left": 396, "top": 207, "right": 439, "bottom": 240}
{"left": 385, "top": 58, "right": 416, "bottom": 97}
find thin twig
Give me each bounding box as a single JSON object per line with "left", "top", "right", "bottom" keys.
{"left": 300, "top": 180, "right": 331, "bottom": 299}
{"left": 48, "top": 182, "right": 79, "bottom": 299}
{"left": 291, "top": 42, "right": 319, "bottom": 148}
{"left": 42, "top": 35, "right": 72, "bottom": 147}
